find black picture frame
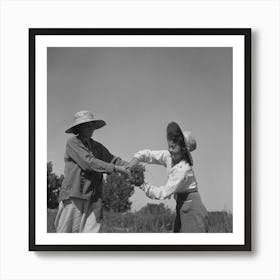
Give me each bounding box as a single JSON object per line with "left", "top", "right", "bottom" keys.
{"left": 29, "top": 28, "right": 251, "bottom": 251}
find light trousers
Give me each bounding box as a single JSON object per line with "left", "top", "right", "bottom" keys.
{"left": 54, "top": 197, "right": 101, "bottom": 233}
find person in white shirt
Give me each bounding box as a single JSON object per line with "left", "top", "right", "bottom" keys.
{"left": 128, "top": 121, "right": 208, "bottom": 233}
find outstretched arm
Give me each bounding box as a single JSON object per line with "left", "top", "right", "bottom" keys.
{"left": 67, "top": 138, "right": 131, "bottom": 178}
{"left": 67, "top": 138, "right": 115, "bottom": 173}
{"left": 128, "top": 150, "right": 170, "bottom": 168}
{"left": 139, "top": 166, "right": 194, "bottom": 200}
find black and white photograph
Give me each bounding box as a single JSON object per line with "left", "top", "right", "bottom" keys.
{"left": 29, "top": 29, "right": 251, "bottom": 250}
{"left": 3, "top": 0, "right": 280, "bottom": 278}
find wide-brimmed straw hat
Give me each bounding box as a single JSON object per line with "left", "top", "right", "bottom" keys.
{"left": 167, "top": 121, "right": 197, "bottom": 165}
{"left": 65, "top": 110, "right": 106, "bottom": 134}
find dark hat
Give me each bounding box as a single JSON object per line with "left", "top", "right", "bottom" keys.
{"left": 167, "top": 122, "right": 197, "bottom": 164}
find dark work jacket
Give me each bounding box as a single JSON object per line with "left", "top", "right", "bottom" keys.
{"left": 58, "top": 136, "right": 124, "bottom": 202}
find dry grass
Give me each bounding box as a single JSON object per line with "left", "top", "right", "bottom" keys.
{"left": 47, "top": 208, "right": 232, "bottom": 233}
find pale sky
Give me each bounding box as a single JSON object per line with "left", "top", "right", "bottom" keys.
{"left": 47, "top": 47, "right": 232, "bottom": 212}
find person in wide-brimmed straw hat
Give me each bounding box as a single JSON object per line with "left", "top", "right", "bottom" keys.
{"left": 55, "top": 110, "right": 132, "bottom": 233}
{"left": 127, "top": 121, "right": 208, "bottom": 233}
{"left": 65, "top": 110, "right": 106, "bottom": 134}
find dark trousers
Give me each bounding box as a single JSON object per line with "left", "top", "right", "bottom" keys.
{"left": 174, "top": 191, "right": 208, "bottom": 233}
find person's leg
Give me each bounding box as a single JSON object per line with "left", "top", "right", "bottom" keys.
{"left": 80, "top": 198, "right": 102, "bottom": 233}
{"left": 180, "top": 193, "right": 208, "bottom": 233}
{"left": 179, "top": 199, "right": 198, "bottom": 233}
{"left": 54, "top": 199, "right": 83, "bottom": 233}
{"left": 180, "top": 211, "right": 208, "bottom": 233}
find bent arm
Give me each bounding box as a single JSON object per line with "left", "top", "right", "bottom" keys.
{"left": 133, "top": 150, "right": 169, "bottom": 167}
{"left": 139, "top": 168, "right": 188, "bottom": 200}
{"left": 66, "top": 138, "right": 115, "bottom": 173}
{"left": 99, "top": 142, "right": 128, "bottom": 166}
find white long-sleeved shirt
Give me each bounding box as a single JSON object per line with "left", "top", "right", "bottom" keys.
{"left": 133, "top": 149, "right": 198, "bottom": 200}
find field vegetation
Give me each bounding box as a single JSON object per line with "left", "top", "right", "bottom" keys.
{"left": 47, "top": 204, "right": 232, "bottom": 233}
